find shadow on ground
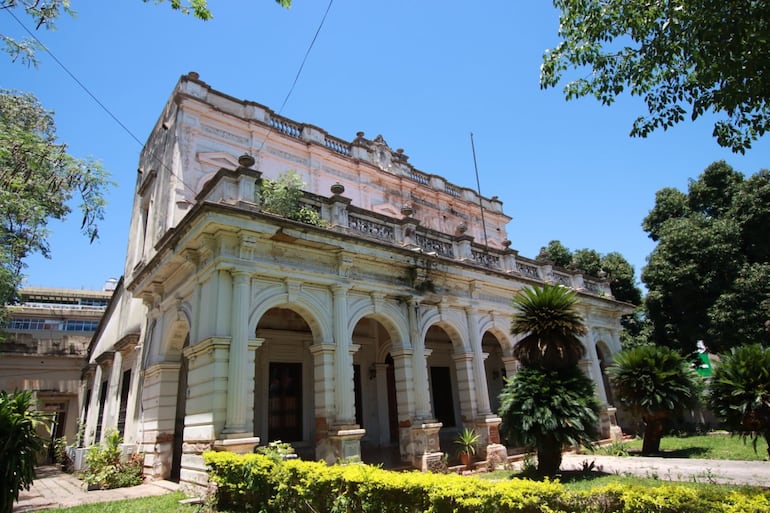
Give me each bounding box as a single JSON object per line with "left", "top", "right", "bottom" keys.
{"left": 628, "top": 447, "right": 711, "bottom": 458}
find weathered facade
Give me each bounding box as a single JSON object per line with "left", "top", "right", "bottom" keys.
{"left": 84, "top": 72, "right": 630, "bottom": 488}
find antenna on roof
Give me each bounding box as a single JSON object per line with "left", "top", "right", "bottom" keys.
{"left": 470, "top": 132, "right": 490, "bottom": 252}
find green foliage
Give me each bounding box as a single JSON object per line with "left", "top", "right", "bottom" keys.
{"left": 536, "top": 240, "right": 572, "bottom": 268}
{"left": 498, "top": 366, "right": 601, "bottom": 475}
{"left": 608, "top": 344, "right": 703, "bottom": 454}
{"left": 255, "top": 439, "right": 296, "bottom": 462}
{"left": 0, "top": 90, "right": 111, "bottom": 318}
{"left": 0, "top": 390, "right": 51, "bottom": 513}
{"left": 204, "top": 451, "right": 770, "bottom": 513}
{"left": 623, "top": 433, "right": 769, "bottom": 461}
{"left": 542, "top": 0, "right": 770, "bottom": 153}
{"left": 81, "top": 431, "right": 143, "bottom": 490}
{"left": 708, "top": 344, "right": 770, "bottom": 459}
{"left": 536, "top": 240, "right": 642, "bottom": 305}
{"left": 454, "top": 427, "right": 480, "bottom": 456}
{"left": 37, "top": 492, "right": 189, "bottom": 513}
{"left": 510, "top": 284, "right": 587, "bottom": 369}
{"left": 1, "top": 1, "right": 290, "bottom": 65}
{"left": 642, "top": 162, "right": 770, "bottom": 353}
{"left": 258, "top": 170, "right": 325, "bottom": 227}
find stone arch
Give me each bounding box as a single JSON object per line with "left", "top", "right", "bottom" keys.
{"left": 348, "top": 301, "right": 409, "bottom": 352}
{"left": 249, "top": 290, "right": 330, "bottom": 344}
{"left": 160, "top": 308, "right": 191, "bottom": 362}
{"left": 477, "top": 315, "right": 515, "bottom": 356}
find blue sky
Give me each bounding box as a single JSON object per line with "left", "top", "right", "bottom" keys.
{"left": 3, "top": 0, "right": 768, "bottom": 292}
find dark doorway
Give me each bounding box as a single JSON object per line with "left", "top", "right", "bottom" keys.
{"left": 386, "top": 354, "right": 398, "bottom": 443}
{"left": 353, "top": 364, "right": 363, "bottom": 427}
{"left": 117, "top": 369, "right": 132, "bottom": 437}
{"left": 268, "top": 362, "right": 302, "bottom": 442}
{"left": 170, "top": 354, "right": 189, "bottom": 482}
{"left": 94, "top": 381, "right": 108, "bottom": 442}
{"left": 430, "top": 366, "right": 455, "bottom": 427}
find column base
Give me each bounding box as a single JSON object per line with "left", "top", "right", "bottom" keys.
{"left": 213, "top": 434, "right": 260, "bottom": 454}
{"left": 473, "top": 416, "right": 503, "bottom": 459}
{"left": 399, "top": 420, "right": 442, "bottom": 469}
{"left": 600, "top": 407, "right": 624, "bottom": 441}
{"left": 316, "top": 425, "right": 365, "bottom": 464}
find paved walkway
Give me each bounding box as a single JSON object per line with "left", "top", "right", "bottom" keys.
{"left": 559, "top": 453, "right": 770, "bottom": 487}
{"left": 13, "top": 466, "right": 181, "bottom": 512}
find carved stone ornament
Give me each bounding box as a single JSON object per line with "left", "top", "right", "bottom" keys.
{"left": 371, "top": 135, "right": 392, "bottom": 171}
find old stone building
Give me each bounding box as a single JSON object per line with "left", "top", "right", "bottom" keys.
{"left": 84, "top": 72, "right": 630, "bottom": 488}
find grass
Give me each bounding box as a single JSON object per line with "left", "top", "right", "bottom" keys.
{"left": 39, "top": 492, "right": 194, "bottom": 513}
{"left": 616, "top": 433, "right": 768, "bottom": 461}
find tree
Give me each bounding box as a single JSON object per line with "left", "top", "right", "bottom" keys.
{"left": 642, "top": 161, "right": 770, "bottom": 353}
{"left": 0, "top": 90, "right": 111, "bottom": 315}
{"left": 536, "top": 239, "right": 642, "bottom": 305}
{"left": 499, "top": 284, "right": 600, "bottom": 476}
{"left": 708, "top": 344, "right": 770, "bottom": 459}
{"left": 510, "top": 283, "right": 587, "bottom": 370}
{"left": 498, "top": 366, "right": 600, "bottom": 475}
{"left": 0, "top": 391, "right": 51, "bottom": 513}
{"left": 608, "top": 344, "right": 702, "bottom": 454}
{"left": 542, "top": 1, "right": 770, "bottom": 153}
{"left": 536, "top": 240, "right": 572, "bottom": 268}
{"left": 1, "top": 1, "right": 291, "bottom": 65}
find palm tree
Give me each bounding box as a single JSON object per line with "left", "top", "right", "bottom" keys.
{"left": 510, "top": 283, "right": 587, "bottom": 369}
{"left": 499, "top": 284, "right": 598, "bottom": 476}
{"left": 607, "top": 344, "right": 702, "bottom": 454}
{"left": 708, "top": 343, "right": 770, "bottom": 459}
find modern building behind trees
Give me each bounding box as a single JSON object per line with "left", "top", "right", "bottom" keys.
{"left": 82, "top": 72, "right": 631, "bottom": 489}
{"left": 0, "top": 284, "right": 113, "bottom": 462}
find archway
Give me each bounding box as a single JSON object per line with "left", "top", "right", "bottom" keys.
{"left": 425, "top": 325, "right": 460, "bottom": 428}
{"left": 170, "top": 334, "right": 190, "bottom": 482}
{"left": 596, "top": 342, "right": 614, "bottom": 405}
{"left": 254, "top": 307, "right": 316, "bottom": 456}
{"left": 482, "top": 332, "right": 506, "bottom": 414}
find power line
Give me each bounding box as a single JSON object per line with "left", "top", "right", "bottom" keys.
{"left": 5, "top": 1, "right": 336, "bottom": 193}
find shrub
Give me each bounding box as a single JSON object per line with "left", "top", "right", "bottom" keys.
{"left": 708, "top": 343, "right": 770, "bottom": 459}
{"left": 0, "top": 390, "right": 50, "bottom": 513}
{"left": 204, "top": 452, "right": 770, "bottom": 513}
{"left": 80, "top": 430, "right": 143, "bottom": 490}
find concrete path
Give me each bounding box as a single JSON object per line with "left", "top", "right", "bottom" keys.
{"left": 13, "top": 466, "right": 180, "bottom": 512}
{"left": 559, "top": 453, "right": 770, "bottom": 487}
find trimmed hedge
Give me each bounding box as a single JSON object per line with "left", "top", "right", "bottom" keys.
{"left": 204, "top": 452, "right": 770, "bottom": 513}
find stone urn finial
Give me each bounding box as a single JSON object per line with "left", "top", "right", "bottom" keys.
{"left": 401, "top": 205, "right": 414, "bottom": 218}
{"left": 238, "top": 154, "right": 255, "bottom": 169}
{"left": 331, "top": 182, "right": 345, "bottom": 195}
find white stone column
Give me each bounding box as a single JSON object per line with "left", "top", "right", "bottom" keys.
{"left": 409, "top": 299, "right": 432, "bottom": 420}
{"left": 466, "top": 308, "right": 492, "bottom": 417}
{"left": 390, "top": 349, "right": 416, "bottom": 422}
{"left": 224, "top": 271, "right": 250, "bottom": 434}
{"left": 374, "top": 362, "right": 390, "bottom": 445}
{"left": 452, "top": 353, "right": 477, "bottom": 422}
{"left": 332, "top": 285, "right": 356, "bottom": 425}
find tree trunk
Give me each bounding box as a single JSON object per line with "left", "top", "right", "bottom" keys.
{"left": 537, "top": 435, "right": 563, "bottom": 476}
{"left": 642, "top": 415, "right": 665, "bottom": 454}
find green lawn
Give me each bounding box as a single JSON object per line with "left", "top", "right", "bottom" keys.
{"left": 38, "top": 492, "right": 194, "bottom": 513}
{"left": 618, "top": 433, "right": 768, "bottom": 461}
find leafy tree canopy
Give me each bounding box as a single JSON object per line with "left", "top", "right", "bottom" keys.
{"left": 537, "top": 239, "right": 642, "bottom": 305}
{"left": 542, "top": 1, "right": 770, "bottom": 153}
{"left": 0, "top": 90, "right": 111, "bottom": 316}
{"left": 642, "top": 161, "right": 770, "bottom": 353}
{"left": 1, "top": 1, "right": 291, "bottom": 65}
